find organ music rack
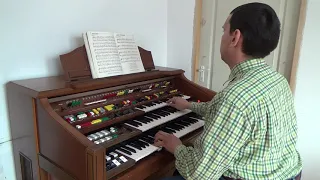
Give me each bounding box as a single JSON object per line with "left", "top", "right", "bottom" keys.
{"left": 7, "top": 45, "right": 216, "bottom": 180}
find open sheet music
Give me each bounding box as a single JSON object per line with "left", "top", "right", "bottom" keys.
{"left": 83, "top": 31, "right": 145, "bottom": 78}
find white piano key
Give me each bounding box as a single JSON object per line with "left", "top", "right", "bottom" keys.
{"left": 135, "top": 95, "right": 190, "bottom": 113}
{"left": 125, "top": 109, "right": 192, "bottom": 132}
{"left": 115, "top": 143, "right": 160, "bottom": 162}
{"left": 173, "top": 120, "right": 204, "bottom": 138}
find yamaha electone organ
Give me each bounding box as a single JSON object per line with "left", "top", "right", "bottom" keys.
{"left": 7, "top": 46, "right": 216, "bottom": 180}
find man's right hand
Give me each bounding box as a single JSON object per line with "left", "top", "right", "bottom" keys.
{"left": 166, "top": 97, "right": 191, "bottom": 110}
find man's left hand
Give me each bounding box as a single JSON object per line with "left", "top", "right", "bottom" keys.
{"left": 153, "top": 131, "right": 182, "bottom": 154}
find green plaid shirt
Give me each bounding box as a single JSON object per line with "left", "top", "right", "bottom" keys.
{"left": 174, "top": 59, "right": 302, "bottom": 180}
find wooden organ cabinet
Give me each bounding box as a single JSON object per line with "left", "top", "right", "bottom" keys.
{"left": 7, "top": 46, "right": 216, "bottom": 180}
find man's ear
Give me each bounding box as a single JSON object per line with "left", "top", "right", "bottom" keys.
{"left": 230, "top": 29, "right": 241, "bottom": 47}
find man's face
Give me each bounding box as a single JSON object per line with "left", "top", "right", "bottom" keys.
{"left": 220, "top": 15, "right": 233, "bottom": 63}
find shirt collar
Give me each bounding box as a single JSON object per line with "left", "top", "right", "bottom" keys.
{"left": 228, "top": 58, "right": 266, "bottom": 82}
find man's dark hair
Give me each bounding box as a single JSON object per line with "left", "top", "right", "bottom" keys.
{"left": 230, "top": 2, "right": 281, "bottom": 58}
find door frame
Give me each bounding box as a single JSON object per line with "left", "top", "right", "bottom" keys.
{"left": 191, "top": 0, "right": 307, "bottom": 94}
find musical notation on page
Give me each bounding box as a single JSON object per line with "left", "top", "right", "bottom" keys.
{"left": 87, "top": 32, "right": 123, "bottom": 77}
{"left": 84, "top": 31, "right": 146, "bottom": 78}
{"left": 114, "top": 33, "right": 145, "bottom": 74}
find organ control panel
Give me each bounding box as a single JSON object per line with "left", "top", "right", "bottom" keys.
{"left": 7, "top": 46, "right": 216, "bottom": 180}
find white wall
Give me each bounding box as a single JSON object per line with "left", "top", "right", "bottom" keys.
{"left": 167, "top": 0, "right": 196, "bottom": 80}
{"left": 0, "top": 0, "right": 167, "bottom": 179}
{"left": 295, "top": 0, "right": 320, "bottom": 179}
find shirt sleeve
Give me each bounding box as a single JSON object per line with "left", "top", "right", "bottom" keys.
{"left": 174, "top": 100, "right": 252, "bottom": 180}
{"left": 190, "top": 101, "right": 209, "bottom": 115}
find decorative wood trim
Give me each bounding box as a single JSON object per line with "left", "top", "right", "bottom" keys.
{"left": 290, "top": 0, "right": 308, "bottom": 94}
{"left": 32, "top": 98, "right": 41, "bottom": 180}
{"left": 192, "top": 0, "right": 203, "bottom": 82}
{"left": 39, "top": 168, "right": 49, "bottom": 180}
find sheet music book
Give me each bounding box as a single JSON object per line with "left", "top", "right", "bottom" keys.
{"left": 83, "top": 31, "right": 145, "bottom": 78}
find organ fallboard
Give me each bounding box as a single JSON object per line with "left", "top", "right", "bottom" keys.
{"left": 7, "top": 46, "right": 216, "bottom": 180}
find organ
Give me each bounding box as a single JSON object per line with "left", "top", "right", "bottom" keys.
{"left": 7, "top": 45, "right": 216, "bottom": 180}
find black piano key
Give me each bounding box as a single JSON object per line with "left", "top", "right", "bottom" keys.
{"left": 151, "top": 113, "right": 162, "bottom": 118}
{"left": 133, "top": 140, "right": 146, "bottom": 148}
{"left": 157, "top": 110, "right": 171, "bottom": 116}
{"left": 166, "top": 124, "right": 178, "bottom": 130}
{"left": 141, "top": 136, "right": 154, "bottom": 144}
{"left": 122, "top": 145, "right": 136, "bottom": 153}
{"left": 146, "top": 131, "right": 157, "bottom": 138}
{"left": 140, "top": 116, "right": 153, "bottom": 122}
{"left": 165, "top": 126, "right": 178, "bottom": 133}
{"left": 163, "top": 127, "right": 175, "bottom": 133}
{"left": 152, "top": 111, "right": 166, "bottom": 117}
{"left": 143, "top": 117, "right": 153, "bottom": 122}
{"left": 179, "top": 120, "right": 194, "bottom": 127}
{"left": 145, "top": 114, "right": 160, "bottom": 119}
{"left": 134, "top": 118, "right": 149, "bottom": 124}
{"left": 129, "top": 142, "right": 142, "bottom": 150}
{"left": 161, "top": 128, "right": 171, "bottom": 134}
{"left": 144, "top": 136, "right": 155, "bottom": 143}
{"left": 176, "top": 119, "right": 191, "bottom": 126}
{"left": 162, "top": 107, "right": 176, "bottom": 113}
{"left": 173, "top": 123, "right": 186, "bottom": 129}
{"left": 148, "top": 128, "right": 159, "bottom": 135}
{"left": 175, "top": 122, "right": 187, "bottom": 129}
{"left": 160, "top": 111, "right": 172, "bottom": 116}
{"left": 137, "top": 139, "right": 150, "bottom": 146}
{"left": 126, "top": 121, "right": 140, "bottom": 127}
{"left": 177, "top": 119, "right": 194, "bottom": 126}
{"left": 132, "top": 120, "right": 143, "bottom": 126}
{"left": 186, "top": 117, "right": 197, "bottom": 123}
{"left": 165, "top": 126, "right": 178, "bottom": 132}
{"left": 118, "top": 147, "right": 132, "bottom": 155}
{"left": 168, "top": 124, "right": 183, "bottom": 130}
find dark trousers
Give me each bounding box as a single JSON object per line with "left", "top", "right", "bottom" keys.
{"left": 160, "top": 170, "right": 226, "bottom": 180}
{"left": 161, "top": 170, "right": 301, "bottom": 180}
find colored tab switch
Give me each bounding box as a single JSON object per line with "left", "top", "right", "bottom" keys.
{"left": 92, "top": 109, "right": 99, "bottom": 114}
{"left": 101, "top": 117, "right": 110, "bottom": 121}
{"left": 170, "top": 89, "right": 178, "bottom": 94}
{"left": 91, "top": 119, "right": 102, "bottom": 124}
{"left": 104, "top": 105, "right": 114, "bottom": 111}
{"left": 117, "top": 91, "right": 125, "bottom": 96}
